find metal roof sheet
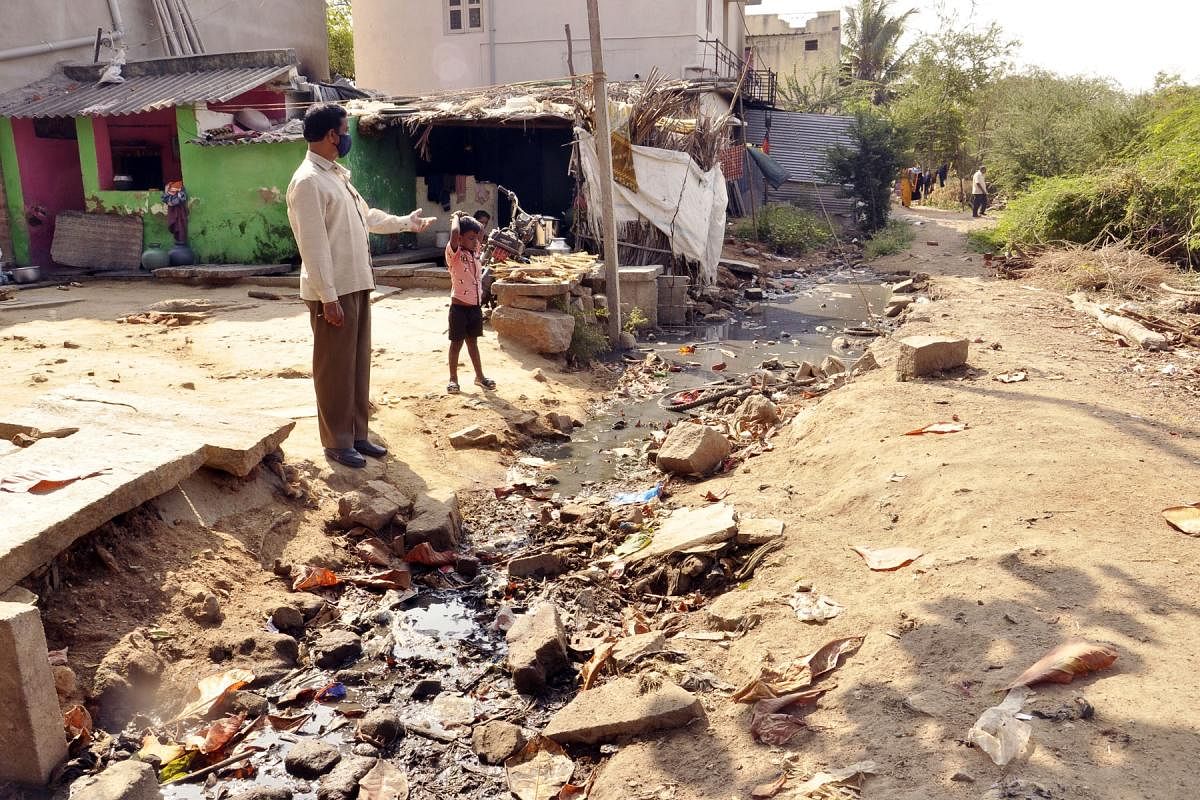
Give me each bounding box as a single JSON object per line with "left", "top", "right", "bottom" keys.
{"left": 743, "top": 109, "right": 854, "bottom": 185}
{"left": 0, "top": 65, "right": 295, "bottom": 119}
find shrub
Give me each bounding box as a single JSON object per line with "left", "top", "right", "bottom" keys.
{"left": 623, "top": 306, "right": 651, "bottom": 334}
{"left": 864, "top": 219, "right": 915, "bottom": 258}
{"left": 567, "top": 307, "right": 611, "bottom": 362}
{"left": 825, "top": 111, "right": 906, "bottom": 232}
{"left": 735, "top": 205, "right": 832, "bottom": 255}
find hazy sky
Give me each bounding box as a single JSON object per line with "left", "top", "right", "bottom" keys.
{"left": 747, "top": 0, "right": 1200, "bottom": 91}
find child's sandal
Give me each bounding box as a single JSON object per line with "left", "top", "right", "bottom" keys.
{"left": 447, "top": 381, "right": 460, "bottom": 394}
{"left": 475, "top": 377, "right": 497, "bottom": 390}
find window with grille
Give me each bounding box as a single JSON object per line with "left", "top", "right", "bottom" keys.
{"left": 446, "top": 0, "right": 484, "bottom": 34}
{"left": 805, "top": 39, "right": 819, "bottom": 51}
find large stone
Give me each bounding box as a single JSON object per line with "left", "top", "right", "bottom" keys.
{"left": 733, "top": 395, "right": 780, "bottom": 427}
{"left": 270, "top": 605, "right": 305, "bottom": 634}
{"left": 403, "top": 490, "right": 462, "bottom": 551}
{"left": 338, "top": 481, "right": 412, "bottom": 532}
{"left": 311, "top": 629, "right": 363, "bottom": 669}
{"left": 0, "top": 384, "right": 293, "bottom": 594}
{"left": 285, "top": 740, "right": 342, "bottom": 779}
{"left": 506, "top": 603, "right": 569, "bottom": 695}
{"left": 449, "top": 425, "right": 501, "bottom": 450}
{"left": 705, "top": 590, "right": 778, "bottom": 631}
{"left": 820, "top": 355, "right": 847, "bottom": 377}
{"left": 610, "top": 632, "right": 666, "bottom": 668}
{"left": 491, "top": 306, "right": 575, "bottom": 354}
{"left": 509, "top": 295, "right": 549, "bottom": 312}
{"left": 356, "top": 708, "right": 404, "bottom": 746}
{"left": 655, "top": 423, "right": 730, "bottom": 476}
{"left": 0, "top": 603, "right": 68, "bottom": 785}
{"left": 69, "top": 760, "right": 160, "bottom": 800}
{"left": 896, "top": 336, "right": 969, "bottom": 380}
{"left": 472, "top": 720, "right": 526, "bottom": 765}
{"left": 229, "top": 789, "right": 293, "bottom": 800}
{"left": 508, "top": 552, "right": 567, "bottom": 579}
{"left": 316, "top": 756, "right": 377, "bottom": 800}
{"left": 625, "top": 503, "right": 738, "bottom": 564}
{"left": 735, "top": 518, "right": 785, "bottom": 546}
{"left": 543, "top": 677, "right": 703, "bottom": 745}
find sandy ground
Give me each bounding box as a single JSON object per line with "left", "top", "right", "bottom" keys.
{"left": 590, "top": 208, "right": 1200, "bottom": 799}
{"left": 5, "top": 205, "right": 1200, "bottom": 799}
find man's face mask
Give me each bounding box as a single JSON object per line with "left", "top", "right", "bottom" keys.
{"left": 336, "top": 132, "right": 353, "bottom": 158}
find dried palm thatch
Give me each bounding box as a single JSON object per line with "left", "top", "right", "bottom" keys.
{"left": 1030, "top": 243, "right": 1174, "bottom": 299}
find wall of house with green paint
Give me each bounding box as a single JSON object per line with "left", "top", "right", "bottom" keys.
{"left": 344, "top": 118, "right": 418, "bottom": 254}
{"left": 0, "top": 119, "right": 30, "bottom": 265}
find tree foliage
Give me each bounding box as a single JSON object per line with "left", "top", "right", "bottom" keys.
{"left": 327, "top": 0, "right": 354, "bottom": 79}
{"left": 842, "top": 0, "right": 917, "bottom": 105}
{"left": 778, "top": 65, "right": 875, "bottom": 115}
{"left": 825, "top": 111, "right": 907, "bottom": 232}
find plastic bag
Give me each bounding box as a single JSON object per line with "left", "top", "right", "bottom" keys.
{"left": 968, "top": 686, "right": 1034, "bottom": 766}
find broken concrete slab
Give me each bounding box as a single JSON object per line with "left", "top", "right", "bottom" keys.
{"left": 490, "top": 306, "right": 575, "bottom": 354}
{"left": 403, "top": 489, "right": 462, "bottom": 551}
{"left": 506, "top": 603, "right": 569, "bottom": 695}
{"left": 0, "top": 385, "right": 293, "bottom": 594}
{"left": 543, "top": 677, "right": 703, "bottom": 745}
{"left": 896, "top": 336, "right": 969, "bottom": 380}
{"left": 508, "top": 552, "right": 568, "bottom": 579}
{"left": 0, "top": 297, "right": 88, "bottom": 313}
{"left": 152, "top": 264, "right": 293, "bottom": 283}
{"left": 449, "top": 425, "right": 501, "bottom": 449}
{"left": 655, "top": 423, "right": 730, "bottom": 476}
{"left": 0, "top": 602, "right": 68, "bottom": 785}
{"left": 338, "top": 481, "right": 412, "bottom": 532}
{"left": 69, "top": 760, "right": 160, "bottom": 800}
{"left": 625, "top": 503, "right": 738, "bottom": 564}
{"left": 611, "top": 631, "right": 666, "bottom": 668}
{"left": 493, "top": 280, "right": 573, "bottom": 299}
{"left": 735, "top": 518, "right": 785, "bottom": 546}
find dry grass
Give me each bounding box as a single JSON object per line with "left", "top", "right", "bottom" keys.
{"left": 1030, "top": 243, "right": 1175, "bottom": 299}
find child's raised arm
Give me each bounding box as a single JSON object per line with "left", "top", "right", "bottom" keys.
{"left": 448, "top": 212, "right": 463, "bottom": 252}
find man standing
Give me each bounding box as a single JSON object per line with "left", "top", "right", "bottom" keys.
{"left": 971, "top": 166, "right": 989, "bottom": 218}
{"left": 287, "top": 103, "right": 435, "bottom": 468}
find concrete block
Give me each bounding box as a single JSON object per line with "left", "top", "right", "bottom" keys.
{"left": 543, "top": 677, "right": 702, "bottom": 745}
{"left": 69, "top": 760, "right": 160, "bottom": 800}
{"left": 618, "top": 266, "right": 662, "bottom": 327}
{"left": 896, "top": 336, "right": 969, "bottom": 380}
{"left": 0, "top": 602, "right": 68, "bottom": 785}
{"left": 506, "top": 603, "right": 569, "bottom": 694}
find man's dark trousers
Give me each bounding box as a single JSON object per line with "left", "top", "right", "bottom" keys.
{"left": 307, "top": 289, "right": 371, "bottom": 449}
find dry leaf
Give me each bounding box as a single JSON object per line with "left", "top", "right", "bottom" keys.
{"left": 0, "top": 466, "right": 111, "bottom": 493}
{"left": 354, "top": 538, "right": 393, "bottom": 567}
{"left": 711, "top": 361, "right": 727, "bottom": 371}
{"left": 1162, "top": 504, "right": 1200, "bottom": 536}
{"left": 505, "top": 737, "right": 575, "bottom": 800}
{"left": 342, "top": 569, "right": 411, "bottom": 591}
{"left": 172, "top": 668, "right": 254, "bottom": 722}
{"left": 63, "top": 704, "right": 92, "bottom": 743}
{"left": 791, "top": 762, "right": 877, "bottom": 799}
{"left": 751, "top": 773, "right": 788, "bottom": 799}
{"left": 703, "top": 488, "right": 729, "bottom": 502}
{"left": 803, "top": 636, "right": 865, "bottom": 680}
{"left": 292, "top": 566, "right": 340, "bottom": 592}
{"left": 404, "top": 542, "right": 458, "bottom": 566}
{"left": 850, "top": 545, "right": 923, "bottom": 571}
{"left": 1005, "top": 639, "right": 1118, "bottom": 690}
{"left": 904, "top": 422, "right": 966, "bottom": 435}
{"left": 195, "top": 713, "right": 245, "bottom": 754}
{"left": 580, "top": 639, "right": 616, "bottom": 690}
{"left": 267, "top": 713, "right": 310, "bottom": 731}
{"left": 732, "top": 638, "right": 862, "bottom": 703}
{"left": 138, "top": 734, "right": 186, "bottom": 764}
{"left": 750, "top": 689, "right": 827, "bottom": 745}
{"left": 358, "top": 759, "right": 410, "bottom": 800}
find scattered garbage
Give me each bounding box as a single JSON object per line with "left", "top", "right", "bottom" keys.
{"left": 732, "top": 637, "right": 863, "bottom": 703}
{"left": 994, "top": 370, "right": 1028, "bottom": 383}
{"left": 504, "top": 737, "right": 576, "bottom": 800}
{"left": 968, "top": 686, "right": 1035, "bottom": 766}
{"left": 790, "top": 592, "right": 845, "bottom": 623}
{"left": 789, "top": 761, "right": 877, "bottom": 800}
{"left": 749, "top": 688, "right": 827, "bottom": 745}
{"left": 1005, "top": 639, "right": 1118, "bottom": 689}
{"left": 849, "top": 545, "right": 923, "bottom": 571}
{"left": 611, "top": 484, "right": 662, "bottom": 506}
{"left": 1162, "top": 503, "right": 1200, "bottom": 535}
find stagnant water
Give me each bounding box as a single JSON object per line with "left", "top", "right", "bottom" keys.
{"left": 149, "top": 266, "right": 897, "bottom": 800}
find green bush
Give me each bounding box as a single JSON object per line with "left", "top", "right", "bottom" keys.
{"left": 567, "top": 308, "right": 611, "bottom": 363}
{"left": 735, "top": 205, "right": 832, "bottom": 255}
{"left": 864, "top": 219, "right": 916, "bottom": 258}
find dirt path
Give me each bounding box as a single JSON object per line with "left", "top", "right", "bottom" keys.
{"left": 591, "top": 208, "right": 1200, "bottom": 799}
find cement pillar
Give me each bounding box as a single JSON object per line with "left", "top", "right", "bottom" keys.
{"left": 618, "top": 265, "right": 664, "bottom": 327}
{"left": 0, "top": 601, "right": 68, "bottom": 785}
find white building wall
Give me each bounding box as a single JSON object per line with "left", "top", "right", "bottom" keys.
{"left": 354, "top": 0, "right": 760, "bottom": 95}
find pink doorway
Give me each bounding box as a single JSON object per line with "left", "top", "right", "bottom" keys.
{"left": 11, "top": 117, "right": 85, "bottom": 268}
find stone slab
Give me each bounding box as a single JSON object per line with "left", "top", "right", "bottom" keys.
{"left": 152, "top": 264, "right": 292, "bottom": 281}
{"left": 618, "top": 265, "right": 664, "bottom": 282}
{"left": 372, "top": 248, "right": 444, "bottom": 267}
{"left": 896, "top": 335, "right": 969, "bottom": 380}
{"left": 372, "top": 265, "right": 419, "bottom": 279}
{"left": 625, "top": 503, "right": 738, "bottom": 564}
{"left": 543, "top": 677, "right": 702, "bottom": 745}
{"left": 735, "top": 518, "right": 785, "bottom": 546}
{"left": 0, "top": 298, "right": 88, "bottom": 313}
{"left": 493, "top": 281, "right": 574, "bottom": 298}
{"left": 0, "top": 601, "right": 68, "bottom": 785}
{"left": 0, "top": 384, "right": 294, "bottom": 593}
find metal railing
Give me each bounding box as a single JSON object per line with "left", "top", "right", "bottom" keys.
{"left": 696, "top": 37, "right": 777, "bottom": 106}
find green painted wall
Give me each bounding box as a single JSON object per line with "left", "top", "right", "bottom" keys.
{"left": 0, "top": 119, "right": 30, "bottom": 265}
{"left": 344, "top": 118, "right": 417, "bottom": 254}
{"left": 76, "top": 116, "right": 174, "bottom": 251}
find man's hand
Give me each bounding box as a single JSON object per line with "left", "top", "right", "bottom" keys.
{"left": 322, "top": 300, "right": 345, "bottom": 327}
{"left": 406, "top": 208, "right": 438, "bottom": 233}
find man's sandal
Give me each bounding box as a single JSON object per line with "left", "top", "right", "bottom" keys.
{"left": 475, "top": 377, "right": 497, "bottom": 390}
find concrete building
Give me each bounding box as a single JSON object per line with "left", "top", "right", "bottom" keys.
{"left": 352, "top": 0, "right": 764, "bottom": 94}
{"left": 745, "top": 9, "right": 840, "bottom": 85}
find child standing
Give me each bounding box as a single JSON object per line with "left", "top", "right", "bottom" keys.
{"left": 445, "top": 212, "right": 496, "bottom": 394}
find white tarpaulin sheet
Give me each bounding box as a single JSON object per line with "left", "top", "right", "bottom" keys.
{"left": 578, "top": 130, "right": 726, "bottom": 286}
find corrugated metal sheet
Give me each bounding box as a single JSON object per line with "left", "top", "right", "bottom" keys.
{"left": 0, "top": 65, "right": 295, "bottom": 119}
{"left": 742, "top": 109, "right": 856, "bottom": 214}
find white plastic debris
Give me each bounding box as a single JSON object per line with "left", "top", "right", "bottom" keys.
{"left": 967, "top": 686, "right": 1035, "bottom": 766}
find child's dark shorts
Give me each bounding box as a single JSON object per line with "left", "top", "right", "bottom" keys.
{"left": 449, "top": 303, "right": 484, "bottom": 342}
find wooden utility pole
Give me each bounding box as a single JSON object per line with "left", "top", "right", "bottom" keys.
{"left": 585, "top": 0, "right": 623, "bottom": 345}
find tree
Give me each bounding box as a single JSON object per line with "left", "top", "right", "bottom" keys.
{"left": 778, "top": 65, "right": 874, "bottom": 115}
{"left": 327, "top": 0, "right": 354, "bottom": 79}
{"left": 825, "top": 111, "right": 907, "bottom": 232}
{"left": 842, "top": 0, "right": 917, "bottom": 105}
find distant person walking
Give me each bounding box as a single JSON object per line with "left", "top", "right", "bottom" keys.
{"left": 287, "top": 103, "right": 436, "bottom": 469}
{"left": 899, "top": 168, "right": 913, "bottom": 208}
{"left": 971, "top": 166, "right": 989, "bottom": 218}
